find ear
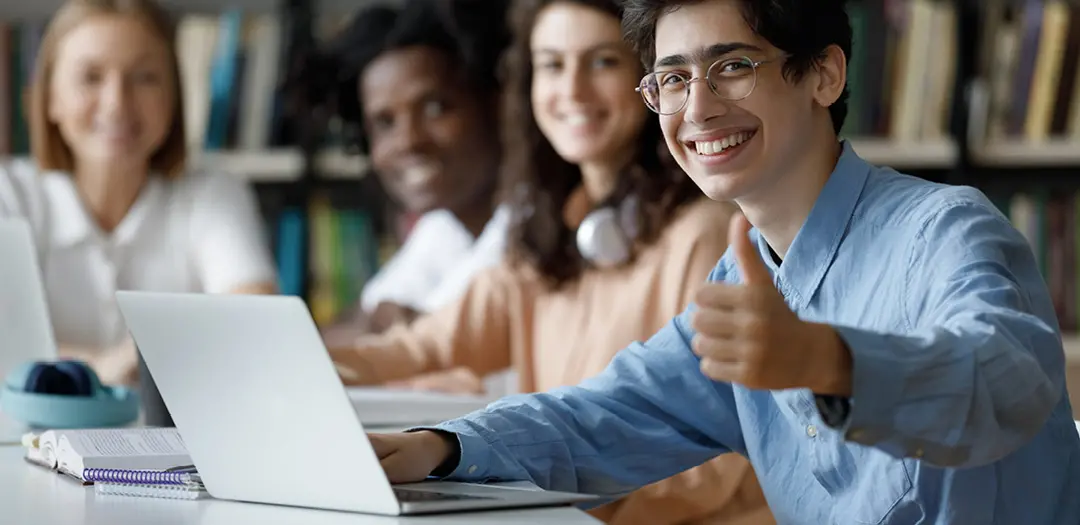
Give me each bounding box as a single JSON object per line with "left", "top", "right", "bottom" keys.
{"left": 811, "top": 44, "right": 846, "bottom": 109}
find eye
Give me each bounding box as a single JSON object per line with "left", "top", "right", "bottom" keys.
{"left": 535, "top": 59, "right": 562, "bottom": 73}
{"left": 421, "top": 98, "right": 447, "bottom": 119}
{"left": 590, "top": 55, "right": 620, "bottom": 69}
{"left": 655, "top": 71, "right": 688, "bottom": 92}
{"left": 131, "top": 69, "right": 162, "bottom": 85}
{"left": 79, "top": 68, "right": 103, "bottom": 86}
{"left": 367, "top": 113, "right": 394, "bottom": 134}
{"left": 714, "top": 58, "right": 754, "bottom": 77}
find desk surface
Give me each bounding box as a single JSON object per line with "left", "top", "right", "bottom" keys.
{"left": 0, "top": 447, "right": 600, "bottom": 525}
{"left": 0, "top": 409, "right": 28, "bottom": 445}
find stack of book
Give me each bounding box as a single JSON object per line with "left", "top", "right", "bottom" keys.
{"left": 22, "top": 427, "right": 209, "bottom": 501}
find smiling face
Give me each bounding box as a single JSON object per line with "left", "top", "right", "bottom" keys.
{"left": 653, "top": 0, "right": 837, "bottom": 202}
{"left": 529, "top": 2, "right": 646, "bottom": 168}
{"left": 360, "top": 46, "right": 499, "bottom": 215}
{"left": 47, "top": 14, "right": 175, "bottom": 172}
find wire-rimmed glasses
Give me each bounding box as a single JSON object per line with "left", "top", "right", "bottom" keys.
{"left": 636, "top": 55, "right": 782, "bottom": 115}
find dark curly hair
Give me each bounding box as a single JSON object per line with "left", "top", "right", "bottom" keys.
{"left": 501, "top": 0, "right": 704, "bottom": 287}
{"left": 621, "top": 0, "right": 851, "bottom": 134}
{"left": 325, "top": 0, "right": 511, "bottom": 153}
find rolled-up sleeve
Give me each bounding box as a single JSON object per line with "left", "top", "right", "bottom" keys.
{"left": 428, "top": 308, "right": 744, "bottom": 497}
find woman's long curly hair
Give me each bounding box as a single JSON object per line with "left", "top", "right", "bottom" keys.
{"left": 500, "top": 0, "right": 704, "bottom": 288}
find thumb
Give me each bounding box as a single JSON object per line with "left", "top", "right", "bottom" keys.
{"left": 729, "top": 213, "right": 771, "bottom": 285}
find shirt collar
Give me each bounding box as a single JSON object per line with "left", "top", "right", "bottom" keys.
{"left": 44, "top": 173, "right": 166, "bottom": 248}
{"left": 757, "top": 140, "right": 871, "bottom": 310}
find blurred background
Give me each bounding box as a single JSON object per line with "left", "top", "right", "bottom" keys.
{"left": 2, "top": 0, "right": 1080, "bottom": 409}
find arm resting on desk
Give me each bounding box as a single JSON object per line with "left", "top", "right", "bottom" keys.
{"left": 330, "top": 265, "right": 523, "bottom": 386}
{"left": 426, "top": 313, "right": 741, "bottom": 498}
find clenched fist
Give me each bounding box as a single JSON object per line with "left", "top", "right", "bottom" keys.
{"left": 370, "top": 431, "right": 458, "bottom": 483}
{"left": 690, "top": 213, "right": 851, "bottom": 395}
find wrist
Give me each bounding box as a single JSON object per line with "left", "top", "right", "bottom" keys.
{"left": 421, "top": 430, "right": 460, "bottom": 477}
{"left": 806, "top": 322, "right": 852, "bottom": 396}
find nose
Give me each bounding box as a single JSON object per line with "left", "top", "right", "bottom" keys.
{"left": 564, "top": 63, "right": 590, "bottom": 102}
{"left": 393, "top": 113, "right": 433, "bottom": 154}
{"left": 683, "top": 79, "right": 730, "bottom": 125}
{"left": 99, "top": 73, "right": 130, "bottom": 117}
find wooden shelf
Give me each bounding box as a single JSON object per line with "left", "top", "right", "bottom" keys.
{"left": 847, "top": 138, "right": 959, "bottom": 169}
{"left": 970, "top": 140, "right": 1080, "bottom": 168}
{"left": 192, "top": 148, "right": 368, "bottom": 182}
{"left": 1, "top": 0, "right": 382, "bottom": 20}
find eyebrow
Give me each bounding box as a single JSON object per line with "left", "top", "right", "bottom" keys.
{"left": 532, "top": 42, "right": 626, "bottom": 55}
{"left": 654, "top": 42, "right": 764, "bottom": 69}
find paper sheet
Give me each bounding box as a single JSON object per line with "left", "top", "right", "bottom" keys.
{"left": 67, "top": 428, "right": 187, "bottom": 458}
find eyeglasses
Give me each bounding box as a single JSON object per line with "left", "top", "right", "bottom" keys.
{"left": 636, "top": 55, "right": 784, "bottom": 115}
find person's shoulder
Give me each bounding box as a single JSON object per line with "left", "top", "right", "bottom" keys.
{"left": 860, "top": 165, "right": 1005, "bottom": 234}
{"left": 0, "top": 157, "right": 47, "bottom": 191}
{"left": 0, "top": 158, "right": 60, "bottom": 221}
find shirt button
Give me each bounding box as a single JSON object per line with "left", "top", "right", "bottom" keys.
{"left": 467, "top": 465, "right": 478, "bottom": 474}
{"left": 806, "top": 425, "right": 818, "bottom": 438}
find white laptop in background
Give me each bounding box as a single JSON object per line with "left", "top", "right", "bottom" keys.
{"left": 115, "top": 291, "right": 597, "bottom": 516}
{"left": 0, "top": 219, "right": 57, "bottom": 379}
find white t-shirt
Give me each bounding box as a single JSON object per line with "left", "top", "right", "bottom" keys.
{"left": 0, "top": 159, "right": 277, "bottom": 351}
{"left": 360, "top": 205, "right": 510, "bottom": 314}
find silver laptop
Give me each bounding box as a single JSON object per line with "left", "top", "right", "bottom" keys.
{"left": 115, "top": 291, "right": 597, "bottom": 516}
{"left": 0, "top": 219, "right": 57, "bottom": 379}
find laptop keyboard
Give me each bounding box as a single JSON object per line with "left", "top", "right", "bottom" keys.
{"left": 393, "top": 487, "right": 494, "bottom": 502}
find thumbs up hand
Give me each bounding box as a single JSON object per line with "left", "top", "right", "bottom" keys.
{"left": 690, "top": 214, "right": 851, "bottom": 394}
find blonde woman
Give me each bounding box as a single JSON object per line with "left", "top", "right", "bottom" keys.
{"left": 0, "top": 0, "right": 276, "bottom": 384}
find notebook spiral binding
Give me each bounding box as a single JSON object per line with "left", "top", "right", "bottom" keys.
{"left": 84, "top": 468, "right": 199, "bottom": 485}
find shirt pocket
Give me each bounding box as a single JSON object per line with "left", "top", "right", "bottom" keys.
{"left": 816, "top": 442, "right": 914, "bottom": 524}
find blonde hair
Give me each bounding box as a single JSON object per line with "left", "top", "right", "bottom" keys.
{"left": 28, "top": 0, "right": 186, "bottom": 178}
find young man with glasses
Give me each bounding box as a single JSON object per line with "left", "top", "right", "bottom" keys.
{"left": 362, "top": 0, "right": 1080, "bottom": 522}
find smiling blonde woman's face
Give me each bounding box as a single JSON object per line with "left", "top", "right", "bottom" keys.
{"left": 47, "top": 14, "right": 175, "bottom": 171}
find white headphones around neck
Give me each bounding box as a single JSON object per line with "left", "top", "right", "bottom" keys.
{"left": 575, "top": 196, "right": 640, "bottom": 269}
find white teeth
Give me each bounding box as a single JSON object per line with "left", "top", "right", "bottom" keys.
{"left": 566, "top": 114, "right": 590, "bottom": 127}
{"left": 402, "top": 165, "right": 438, "bottom": 186}
{"left": 694, "top": 131, "right": 753, "bottom": 155}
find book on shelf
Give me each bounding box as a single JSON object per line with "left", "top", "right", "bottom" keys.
{"left": 976, "top": 0, "right": 1080, "bottom": 145}
{"left": 22, "top": 427, "right": 191, "bottom": 484}
{"left": 841, "top": 0, "right": 957, "bottom": 146}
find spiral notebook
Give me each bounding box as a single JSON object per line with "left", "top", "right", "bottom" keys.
{"left": 95, "top": 481, "right": 209, "bottom": 501}
{"left": 84, "top": 467, "right": 201, "bottom": 485}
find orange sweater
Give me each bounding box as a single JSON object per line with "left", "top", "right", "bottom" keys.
{"left": 331, "top": 198, "right": 774, "bottom": 525}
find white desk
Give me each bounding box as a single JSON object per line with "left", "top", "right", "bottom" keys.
{"left": 0, "top": 447, "right": 601, "bottom": 525}
{"left": 0, "top": 409, "right": 29, "bottom": 445}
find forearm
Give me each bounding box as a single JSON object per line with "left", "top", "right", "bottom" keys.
{"left": 832, "top": 320, "right": 1059, "bottom": 468}
{"left": 424, "top": 319, "right": 739, "bottom": 496}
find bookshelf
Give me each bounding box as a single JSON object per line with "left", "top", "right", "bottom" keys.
{"left": 190, "top": 148, "right": 366, "bottom": 182}
{"left": 0, "top": 0, "right": 389, "bottom": 321}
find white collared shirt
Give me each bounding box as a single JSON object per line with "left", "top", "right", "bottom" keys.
{"left": 0, "top": 159, "right": 276, "bottom": 351}
{"left": 359, "top": 205, "right": 510, "bottom": 314}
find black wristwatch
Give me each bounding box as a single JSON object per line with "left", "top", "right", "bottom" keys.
{"left": 815, "top": 394, "right": 851, "bottom": 428}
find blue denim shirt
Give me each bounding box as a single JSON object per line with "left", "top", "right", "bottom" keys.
{"left": 431, "top": 141, "right": 1080, "bottom": 524}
